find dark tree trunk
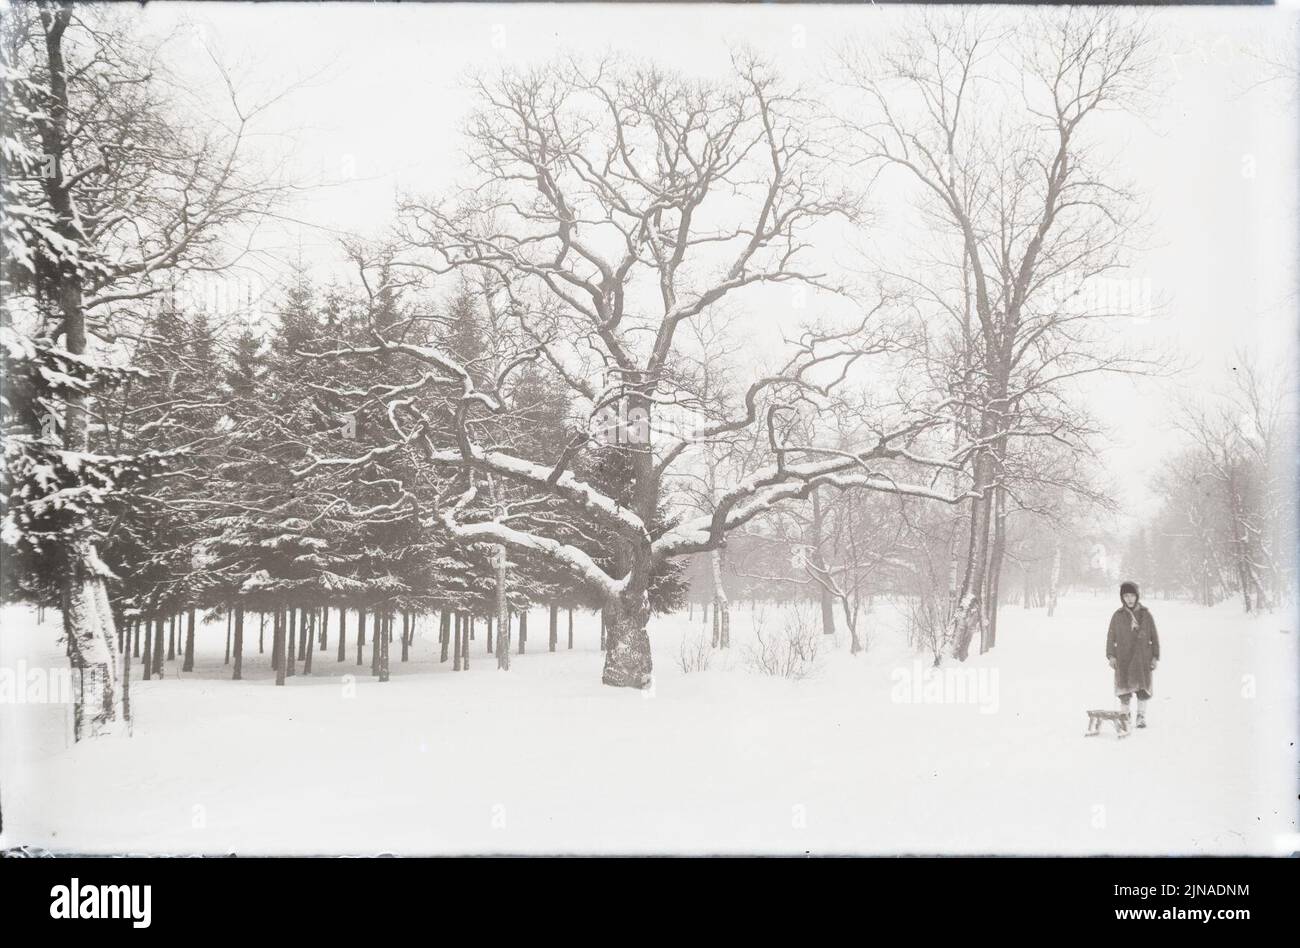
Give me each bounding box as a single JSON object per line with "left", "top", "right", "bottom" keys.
{"left": 357, "top": 609, "right": 366, "bottom": 666}
{"left": 842, "top": 599, "right": 863, "bottom": 655}
{"left": 983, "top": 485, "right": 1007, "bottom": 653}
{"left": 259, "top": 612, "right": 265, "bottom": 654}
{"left": 549, "top": 603, "right": 558, "bottom": 652}
{"left": 567, "top": 608, "right": 574, "bottom": 650}
{"left": 286, "top": 607, "right": 296, "bottom": 677}
{"left": 302, "top": 608, "right": 315, "bottom": 675}
{"left": 486, "top": 615, "right": 494, "bottom": 655}
{"left": 273, "top": 609, "right": 286, "bottom": 687}
{"left": 371, "top": 612, "right": 381, "bottom": 676}
{"left": 232, "top": 605, "right": 244, "bottom": 680}
{"left": 952, "top": 398, "right": 1004, "bottom": 662}
{"left": 461, "top": 615, "right": 470, "bottom": 671}
{"left": 378, "top": 613, "right": 390, "bottom": 682}
{"left": 320, "top": 606, "right": 329, "bottom": 652}
{"left": 121, "top": 621, "right": 131, "bottom": 722}
{"left": 337, "top": 607, "right": 347, "bottom": 663}
{"left": 223, "top": 610, "right": 230, "bottom": 664}
{"left": 401, "top": 611, "right": 410, "bottom": 663}
{"left": 168, "top": 613, "right": 177, "bottom": 661}
{"left": 298, "top": 607, "right": 308, "bottom": 656}
{"left": 132, "top": 618, "right": 140, "bottom": 658}
{"left": 271, "top": 611, "right": 281, "bottom": 671}
{"left": 141, "top": 615, "right": 153, "bottom": 681}
{"left": 182, "top": 609, "right": 196, "bottom": 672}
{"left": 151, "top": 616, "right": 164, "bottom": 676}
{"left": 453, "top": 612, "right": 463, "bottom": 671}
{"left": 518, "top": 609, "right": 528, "bottom": 654}
{"left": 439, "top": 610, "right": 451, "bottom": 663}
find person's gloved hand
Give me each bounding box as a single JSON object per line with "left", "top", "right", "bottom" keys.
{"left": 1108, "top": 656, "right": 1116, "bottom": 669}
{"left": 1150, "top": 658, "right": 1158, "bottom": 671}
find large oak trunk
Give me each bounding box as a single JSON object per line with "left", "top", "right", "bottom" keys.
{"left": 601, "top": 590, "right": 652, "bottom": 689}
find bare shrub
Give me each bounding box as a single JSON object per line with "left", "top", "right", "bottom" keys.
{"left": 745, "top": 605, "right": 820, "bottom": 680}
{"left": 905, "top": 570, "right": 951, "bottom": 668}
{"left": 678, "top": 629, "right": 712, "bottom": 674}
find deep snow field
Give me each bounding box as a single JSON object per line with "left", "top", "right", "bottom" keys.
{"left": 2, "top": 594, "right": 1296, "bottom": 855}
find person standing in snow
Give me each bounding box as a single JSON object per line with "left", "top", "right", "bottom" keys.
{"left": 1106, "top": 580, "right": 1160, "bottom": 728}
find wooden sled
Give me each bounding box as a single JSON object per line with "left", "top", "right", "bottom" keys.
{"left": 1084, "top": 709, "right": 1131, "bottom": 739}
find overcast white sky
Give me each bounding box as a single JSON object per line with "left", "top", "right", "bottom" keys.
{"left": 136, "top": 2, "right": 1299, "bottom": 524}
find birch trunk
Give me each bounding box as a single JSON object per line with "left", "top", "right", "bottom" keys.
{"left": 495, "top": 546, "right": 511, "bottom": 671}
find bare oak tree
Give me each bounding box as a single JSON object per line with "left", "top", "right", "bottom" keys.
{"left": 302, "top": 57, "right": 972, "bottom": 688}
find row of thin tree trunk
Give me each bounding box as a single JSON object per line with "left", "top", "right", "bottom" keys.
{"left": 121, "top": 603, "right": 580, "bottom": 686}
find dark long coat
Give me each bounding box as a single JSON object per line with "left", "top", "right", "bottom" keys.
{"left": 1106, "top": 589, "right": 1160, "bottom": 697}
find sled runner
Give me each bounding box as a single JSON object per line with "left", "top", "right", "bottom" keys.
{"left": 1084, "top": 710, "right": 1131, "bottom": 739}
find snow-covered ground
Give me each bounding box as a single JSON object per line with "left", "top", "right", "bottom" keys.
{"left": 1, "top": 595, "right": 1296, "bottom": 855}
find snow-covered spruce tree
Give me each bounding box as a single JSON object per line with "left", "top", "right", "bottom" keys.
{"left": 301, "top": 58, "right": 972, "bottom": 689}
{"left": 0, "top": 2, "right": 285, "bottom": 735}
{"left": 199, "top": 275, "right": 418, "bottom": 681}
{"left": 96, "top": 298, "right": 228, "bottom": 652}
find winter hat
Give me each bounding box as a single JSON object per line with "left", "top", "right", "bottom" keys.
{"left": 1119, "top": 580, "right": 1140, "bottom": 602}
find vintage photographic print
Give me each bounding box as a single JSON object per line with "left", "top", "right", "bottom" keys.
{"left": 0, "top": 0, "right": 1296, "bottom": 867}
